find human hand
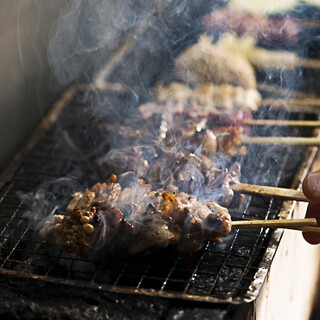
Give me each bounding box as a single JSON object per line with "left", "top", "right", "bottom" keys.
{"left": 302, "top": 169, "right": 320, "bottom": 244}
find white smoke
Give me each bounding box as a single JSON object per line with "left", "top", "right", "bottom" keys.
{"left": 48, "top": 0, "right": 155, "bottom": 85}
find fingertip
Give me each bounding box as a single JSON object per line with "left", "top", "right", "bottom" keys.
{"left": 302, "top": 170, "right": 320, "bottom": 203}
{"left": 303, "top": 231, "right": 320, "bottom": 245}
{"left": 302, "top": 203, "right": 320, "bottom": 245}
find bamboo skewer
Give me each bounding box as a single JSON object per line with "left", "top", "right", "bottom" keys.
{"left": 242, "top": 119, "right": 320, "bottom": 127}
{"left": 257, "top": 83, "right": 316, "bottom": 99}
{"left": 232, "top": 220, "right": 320, "bottom": 234}
{"left": 290, "top": 226, "right": 320, "bottom": 234}
{"left": 232, "top": 218, "right": 317, "bottom": 230}
{"left": 299, "top": 58, "right": 320, "bottom": 69}
{"left": 241, "top": 136, "right": 320, "bottom": 146}
{"left": 231, "top": 183, "right": 308, "bottom": 202}
{"left": 260, "top": 98, "right": 320, "bottom": 107}
{"left": 298, "top": 19, "right": 320, "bottom": 29}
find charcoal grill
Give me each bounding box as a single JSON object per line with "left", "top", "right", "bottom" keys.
{"left": 1, "top": 2, "right": 320, "bottom": 316}
{"left": 0, "top": 85, "right": 318, "bottom": 306}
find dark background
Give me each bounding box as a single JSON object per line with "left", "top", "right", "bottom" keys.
{"left": 0, "top": 1, "right": 66, "bottom": 172}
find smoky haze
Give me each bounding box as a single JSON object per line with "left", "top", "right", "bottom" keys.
{"left": 48, "top": 0, "right": 160, "bottom": 86}
{"left": 17, "top": 0, "right": 320, "bottom": 257}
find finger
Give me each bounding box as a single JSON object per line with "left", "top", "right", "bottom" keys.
{"left": 303, "top": 203, "right": 320, "bottom": 244}
{"left": 302, "top": 169, "right": 320, "bottom": 204}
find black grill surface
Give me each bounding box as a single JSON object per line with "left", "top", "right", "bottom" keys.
{"left": 0, "top": 90, "right": 316, "bottom": 304}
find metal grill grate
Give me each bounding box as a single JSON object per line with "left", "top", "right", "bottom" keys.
{"left": 0, "top": 89, "right": 317, "bottom": 304}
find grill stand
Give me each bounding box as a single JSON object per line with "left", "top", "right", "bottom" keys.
{"left": 0, "top": 87, "right": 319, "bottom": 319}
{"left": 254, "top": 154, "right": 320, "bottom": 320}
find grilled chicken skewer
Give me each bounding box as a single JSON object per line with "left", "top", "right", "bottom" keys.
{"left": 142, "top": 82, "right": 320, "bottom": 128}
{"left": 202, "top": 6, "right": 315, "bottom": 45}
{"left": 213, "top": 32, "right": 320, "bottom": 71}
{"left": 39, "top": 175, "right": 319, "bottom": 259}
{"left": 39, "top": 175, "right": 232, "bottom": 258}
{"left": 175, "top": 35, "right": 257, "bottom": 90}
{"left": 98, "top": 105, "right": 317, "bottom": 213}
{"left": 176, "top": 33, "right": 320, "bottom": 93}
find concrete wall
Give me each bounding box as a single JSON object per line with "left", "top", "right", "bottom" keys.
{"left": 0, "top": 0, "right": 66, "bottom": 172}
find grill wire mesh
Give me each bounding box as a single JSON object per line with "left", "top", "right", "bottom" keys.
{"left": 0, "top": 90, "right": 317, "bottom": 304}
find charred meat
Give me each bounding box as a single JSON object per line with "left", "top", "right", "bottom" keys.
{"left": 39, "top": 175, "right": 232, "bottom": 258}
{"left": 202, "top": 6, "right": 299, "bottom": 44}
{"left": 149, "top": 82, "right": 261, "bottom": 112}
{"left": 175, "top": 35, "right": 257, "bottom": 89}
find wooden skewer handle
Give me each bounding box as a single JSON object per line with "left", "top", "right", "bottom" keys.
{"left": 242, "top": 119, "right": 320, "bottom": 127}
{"left": 261, "top": 98, "right": 320, "bottom": 107}
{"left": 299, "top": 58, "right": 320, "bottom": 69}
{"left": 299, "top": 19, "right": 320, "bottom": 30}
{"left": 241, "top": 136, "right": 320, "bottom": 146}
{"left": 231, "top": 183, "right": 309, "bottom": 202}
{"left": 231, "top": 218, "right": 317, "bottom": 229}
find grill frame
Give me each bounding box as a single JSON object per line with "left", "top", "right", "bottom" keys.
{"left": 0, "top": 87, "right": 318, "bottom": 304}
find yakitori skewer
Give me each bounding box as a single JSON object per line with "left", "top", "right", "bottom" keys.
{"left": 202, "top": 6, "right": 320, "bottom": 45}
{"left": 231, "top": 183, "right": 308, "bottom": 202}
{"left": 241, "top": 136, "right": 320, "bottom": 147}
{"left": 242, "top": 119, "right": 320, "bottom": 127}
{"left": 232, "top": 218, "right": 317, "bottom": 230}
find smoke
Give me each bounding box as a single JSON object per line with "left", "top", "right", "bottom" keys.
{"left": 14, "top": 0, "right": 320, "bottom": 261}
{"left": 48, "top": 0, "right": 155, "bottom": 86}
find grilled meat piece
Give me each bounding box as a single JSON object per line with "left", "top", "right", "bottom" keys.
{"left": 215, "top": 33, "right": 299, "bottom": 71}
{"left": 150, "top": 82, "right": 261, "bottom": 113}
{"left": 147, "top": 151, "right": 241, "bottom": 207}
{"left": 98, "top": 113, "right": 168, "bottom": 148}
{"left": 195, "top": 83, "right": 260, "bottom": 112}
{"left": 163, "top": 116, "right": 245, "bottom": 158}
{"left": 97, "top": 146, "right": 151, "bottom": 178}
{"left": 66, "top": 174, "right": 121, "bottom": 213}
{"left": 206, "top": 109, "right": 251, "bottom": 128}
{"left": 39, "top": 175, "right": 122, "bottom": 258}
{"left": 202, "top": 6, "right": 299, "bottom": 43}
{"left": 96, "top": 114, "right": 244, "bottom": 205}
{"left": 39, "top": 176, "right": 232, "bottom": 258}
{"left": 175, "top": 35, "right": 256, "bottom": 89}
{"left": 214, "top": 127, "right": 245, "bottom": 158}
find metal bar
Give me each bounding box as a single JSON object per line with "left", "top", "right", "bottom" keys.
{"left": 0, "top": 87, "right": 76, "bottom": 190}
{"left": 160, "top": 256, "right": 181, "bottom": 291}
{"left": 0, "top": 225, "right": 30, "bottom": 268}
{"left": 44, "top": 251, "right": 63, "bottom": 277}
{"left": 113, "top": 264, "right": 128, "bottom": 286}
{"left": 183, "top": 242, "right": 212, "bottom": 294}
{"left": 136, "top": 264, "right": 150, "bottom": 289}
{"left": 23, "top": 243, "right": 45, "bottom": 272}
